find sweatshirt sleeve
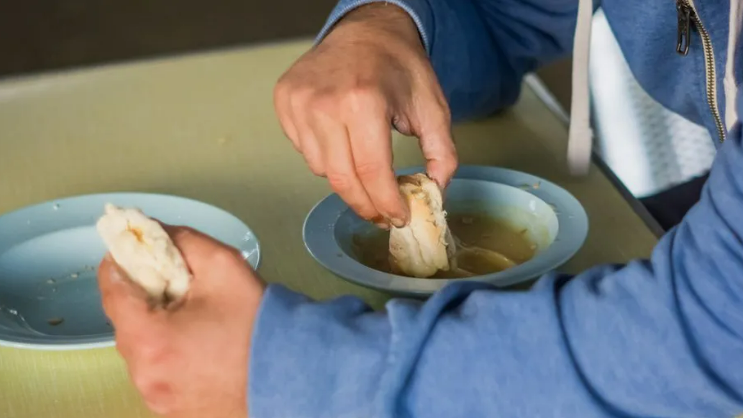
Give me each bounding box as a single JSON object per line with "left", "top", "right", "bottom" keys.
{"left": 249, "top": 90, "right": 743, "bottom": 418}
{"left": 316, "top": 0, "right": 581, "bottom": 121}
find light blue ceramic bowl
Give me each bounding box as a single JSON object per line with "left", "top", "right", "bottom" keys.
{"left": 0, "top": 193, "right": 260, "bottom": 350}
{"left": 304, "top": 166, "right": 588, "bottom": 296}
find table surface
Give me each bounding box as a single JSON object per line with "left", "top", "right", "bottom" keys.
{"left": 0, "top": 40, "right": 658, "bottom": 418}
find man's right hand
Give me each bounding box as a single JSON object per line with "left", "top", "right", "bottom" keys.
{"left": 274, "top": 3, "right": 457, "bottom": 228}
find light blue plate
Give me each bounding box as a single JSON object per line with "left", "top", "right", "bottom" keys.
{"left": 0, "top": 193, "right": 260, "bottom": 350}
{"left": 304, "top": 166, "right": 588, "bottom": 297}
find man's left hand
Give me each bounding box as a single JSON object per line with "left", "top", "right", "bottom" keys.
{"left": 98, "top": 225, "right": 265, "bottom": 418}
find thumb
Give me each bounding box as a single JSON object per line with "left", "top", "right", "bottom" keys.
{"left": 97, "top": 254, "right": 154, "bottom": 322}
{"left": 413, "top": 97, "right": 458, "bottom": 189}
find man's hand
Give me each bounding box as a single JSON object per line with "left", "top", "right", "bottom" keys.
{"left": 274, "top": 3, "right": 457, "bottom": 228}
{"left": 98, "top": 225, "right": 265, "bottom": 418}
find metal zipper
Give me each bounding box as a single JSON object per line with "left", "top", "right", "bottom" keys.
{"left": 676, "top": 0, "right": 726, "bottom": 142}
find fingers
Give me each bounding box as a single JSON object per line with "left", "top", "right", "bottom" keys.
{"left": 276, "top": 54, "right": 454, "bottom": 225}
{"left": 286, "top": 85, "right": 408, "bottom": 225}
{"left": 293, "top": 111, "right": 327, "bottom": 177}
{"left": 163, "top": 225, "right": 224, "bottom": 257}
{"left": 98, "top": 227, "right": 261, "bottom": 346}
{"left": 162, "top": 225, "right": 264, "bottom": 296}
{"left": 274, "top": 77, "right": 300, "bottom": 152}
{"left": 162, "top": 226, "right": 242, "bottom": 274}
{"left": 415, "top": 92, "right": 458, "bottom": 189}
{"left": 312, "top": 111, "right": 380, "bottom": 221}
{"left": 345, "top": 96, "right": 408, "bottom": 226}
{"left": 97, "top": 255, "right": 155, "bottom": 329}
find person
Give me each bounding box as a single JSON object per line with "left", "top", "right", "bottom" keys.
{"left": 273, "top": 0, "right": 742, "bottom": 230}
{"left": 101, "top": 118, "right": 742, "bottom": 417}
{"left": 98, "top": 1, "right": 743, "bottom": 417}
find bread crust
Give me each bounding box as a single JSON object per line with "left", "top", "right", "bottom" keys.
{"left": 389, "top": 173, "right": 455, "bottom": 278}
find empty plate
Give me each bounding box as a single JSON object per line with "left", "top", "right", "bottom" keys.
{"left": 0, "top": 193, "right": 260, "bottom": 350}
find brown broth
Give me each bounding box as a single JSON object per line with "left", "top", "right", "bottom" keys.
{"left": 352, "top": 212, "right": 537, "bottom": 278}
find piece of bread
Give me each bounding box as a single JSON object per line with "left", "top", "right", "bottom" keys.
{"left": 389, "top": 173, "right": 456, "bottom": 278}
{"left": 96, "top": 204, "right": 191, "bottom": 304}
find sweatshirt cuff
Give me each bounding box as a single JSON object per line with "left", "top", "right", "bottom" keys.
{"left": 249, "top": 284, "right": 390, "bottom": 418}
{"left": 316, "top": 0, "right": 434, "bottom": 54}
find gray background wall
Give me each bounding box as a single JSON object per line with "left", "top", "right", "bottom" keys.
{"left": 0, "top": 0, "right": 573, "bottom": 111}
{"left": 0, "top": 0, "right": 337, "bottom": 77}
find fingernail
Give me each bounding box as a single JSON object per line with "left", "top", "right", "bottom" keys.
{"left": 104, "top": 259, "right": 131, "bottom": 284}
{"left": 391, "top": 218, "right": 406, "bottom": 228}
{"left": 107, "top": 264, "right": 124, "bottom": 283}
{"left": 375, "top": 221, "right": 391, "bottom": 230}
{"left": 370, "top": 215, "right": 391, "bottom": 230}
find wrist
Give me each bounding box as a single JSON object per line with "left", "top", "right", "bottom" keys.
{"left": 340, "top": 2, "right": 413, "bottom": 25}
{"left": 323, "top": 3, "right": 425, "bottom": 55}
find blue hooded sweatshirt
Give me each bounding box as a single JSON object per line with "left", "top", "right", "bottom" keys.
{"left": 250, "top": 1, "right": 743, "bottom": 417}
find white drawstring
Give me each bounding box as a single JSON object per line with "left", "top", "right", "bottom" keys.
{"left": 567, "top": 0, "right": 594, "bottom": 176}
{"left": 724, "top": 0, "right": 743, "bottom": 129}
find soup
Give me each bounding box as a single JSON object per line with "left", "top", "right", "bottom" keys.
{"left": 352, "top": 212, "right": 538, "bottom": 278}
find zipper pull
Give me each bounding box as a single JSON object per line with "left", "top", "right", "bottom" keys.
{"left": 676, "top": 1, "right": 692, "bottom": 55}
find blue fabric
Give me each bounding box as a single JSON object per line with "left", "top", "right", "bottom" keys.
{"left": 251, "top": 95, "right": 743, "bottom": 414}
{"left": 249, "top": 1, "right": 743, "bottom": 416}
{"left": 315, "top": 0, "right": 740, "bottom": 140}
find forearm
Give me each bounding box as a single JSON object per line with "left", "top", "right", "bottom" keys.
{"left": 252, "top": 272, "right": 742, "bottom": 418}
{"left": 249, "top": 286, "right": 392, "bottom": 417}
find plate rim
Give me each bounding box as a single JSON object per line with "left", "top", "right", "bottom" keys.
{"left": 0, "top": 192, "right": 261, "bottom": 350}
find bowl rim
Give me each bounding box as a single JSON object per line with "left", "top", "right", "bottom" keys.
{"left": 303, "top": 165, "right": 589, "bottom": 296}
